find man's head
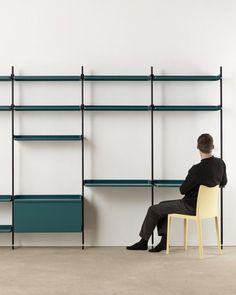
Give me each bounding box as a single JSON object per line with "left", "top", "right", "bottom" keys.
{"left": 197, "top": 133, "right": 214, "bottom": 155}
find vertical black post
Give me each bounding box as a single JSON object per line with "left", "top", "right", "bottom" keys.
{"left": 220, "top": 66, "right": 223, "bottom": 249}
{"left": 81, "top": 66, "right": 85, "bottom": 249}
{"left": 151, "top": 67, "right": 154, "bottom": 247}
{"left": 11, "top": 66, "right": 15, "bottom": 249}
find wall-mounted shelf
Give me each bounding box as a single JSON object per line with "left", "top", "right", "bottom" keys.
{"left": 84, "top": 105, "right": 151, "bottom": 111}
{"left": 84, "top": 179, "right": 153, "bottom": 187}
{"left": 84, "top": 75, "right": 150, "bottom": 81}
{"left": 0, "top": 106, "right": 12, "bottom": 111}
{"left": 154, "top": 75, "right": 221, "bottom": 81}
{"left": 0, "top": 225, "right": 12, "bottom": 233}
{"left": 14, "top": 105, "right": 81, "bottom": 111}
{"left": 14, "top": 76, "right": 81, "bottom": 81}
{"left": 14, "top": 135, "right": 82, "bottom": 141}
{"left": 154, "top": 180, "right": 184, "bottom": 187}
{"left": 0, "top": 76, "right": 11, "bottom": 81}
{"left": 154, "top": 105, "right": 221, "bottom": 111}
{"left": 0, "top": 195, "right": 12, "bottom": 202}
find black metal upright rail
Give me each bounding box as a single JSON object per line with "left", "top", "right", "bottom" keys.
{"left": 220, "top": 66, "right": 223, "bottom": 249}
{"left": 11, "top": 66, "right": 15, "bottom": 249}
{"left": 151, "top": 67, "right": 154, "bottom": 246}
{"left": 81, "top": 66, "right": 85, "bottom": 249}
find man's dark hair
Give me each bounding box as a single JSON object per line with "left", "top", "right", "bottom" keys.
{"left": 197, "top": 133, "right": 214, "bottom": 153}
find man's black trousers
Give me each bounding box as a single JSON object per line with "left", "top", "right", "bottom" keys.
{"left": 139, "top": 199, "right": 196, "bottom": 240}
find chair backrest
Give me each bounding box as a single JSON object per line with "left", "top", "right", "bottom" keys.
{"left": 196, "top": 185, "right": 219, "bottom": 218}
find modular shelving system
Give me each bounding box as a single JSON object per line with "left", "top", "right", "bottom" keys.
{"left": 0, "top": 67, "right": 223, "bottom": 249}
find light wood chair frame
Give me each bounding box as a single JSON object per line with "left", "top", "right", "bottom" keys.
{"left": 166, "top": 185, "right": 222, "bottom": 259}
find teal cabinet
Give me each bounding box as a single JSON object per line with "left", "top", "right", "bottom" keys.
{"left": 14, "top": 195, "right": 82, "bottom": 233}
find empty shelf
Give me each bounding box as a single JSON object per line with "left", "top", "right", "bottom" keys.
{"left": 0, "top": 76, "right": 11, "bottom": 81}
{"left": 154, "top": 180, "right": 184, "bottom": 187}
{"left": 14, "top": 76, "right": 81, "bottom": 81}
{"left": 14, "top": 135, "right": 82, "bottom": 141}
{"left": 0, "top": 195, "right": 12, "bottom": 202}
{"left": 0, "top": 225, "right": 12, "bottom": 233}
{"left": 14, "top": 195, "right": 82, "bottom": 201}
{"left": 84, "top": 179, "right": 152, "bottom": 187}
{"left": 84, "top": 75, "right": 150, "bottom": 81}
{"left": 84, "top": 105, "right": 151, "bottom": 111}
{"left": 14, "top": 105, "right": 81, "bottom": 111}
{"left": 154, "top": 105, "right": 221, "bottom": 111}
{"left": 154, "top": 75, "right": 221, "bottom": 81}
{"left": 0, "top": 106, "right": 12, "bottom": 111}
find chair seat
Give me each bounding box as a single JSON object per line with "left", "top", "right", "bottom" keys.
{"left": 169, "top": 213, "right": 196, "bottom": 220}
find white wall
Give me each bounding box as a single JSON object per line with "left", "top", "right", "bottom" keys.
{"left": 0, "top": 0, "right": 235, "bottom": 246}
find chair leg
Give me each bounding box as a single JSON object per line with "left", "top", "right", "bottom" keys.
{"left": 166, "top": 215, "right": 172, "bottom": 255}
{"left": 196, "top": 219, "right": 203, "bottom": 259}
{"left": 215, "top": 216, "right": 222, "bottom": 255}
{"left": 184, "top": 219, "right": 188, "bottom": 250}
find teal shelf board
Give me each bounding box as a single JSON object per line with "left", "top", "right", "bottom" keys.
{"left": 14, "top": 76, "right": 81, "bottom": 81}
{"left": 0, "top": 105, "right": 12, "bottom": 111}
{"left": 84, "top": 75, "right": 150, "bottom": 81}
{"left": 84, "top": 105, "right": 151, "bottom": 111}
{"left": 154, "top": 75, "right": 221, "bottom": 81}
{"left": 154, "top": 180, "right": 184, "bottom": 187}
{"left": 84, "top": 179, "right": 152, "bottom": 187}
{"left": 14, "top": 135, "right": 82, "bottom": 141}
{"left": 0, "top": 225, "right": 12, "bottom": 233}
{"left": 0, "top": 195, "right": 12, "bottom": 202}
{"left": 0, "top": 76, "right": 11, "bottom": 81}
{"left": 14, "top": 105, "right": 81, "bottom": 111}
{"left": 14, "top": 195, "right": 82, "bottom": 202}
{"left": 154, "top": 105, "right": 221, "bottom": 111}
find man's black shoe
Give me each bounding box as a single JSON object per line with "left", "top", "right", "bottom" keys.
{"left": 126, "top": 239, "right": 148, "bottom": 250}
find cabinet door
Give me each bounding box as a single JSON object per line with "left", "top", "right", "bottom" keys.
{"left": 14, "top": 198, "right": 82, "bottom": 232}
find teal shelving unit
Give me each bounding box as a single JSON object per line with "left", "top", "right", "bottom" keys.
{"left": 0, "top": 67, "right": 84, "bottom": 249}
{"left": 0, "top": 67, "right": 223, "bottom": 248}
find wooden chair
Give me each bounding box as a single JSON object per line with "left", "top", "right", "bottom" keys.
{"left": 166, "top": 185, "right": 222, "bottom": 259}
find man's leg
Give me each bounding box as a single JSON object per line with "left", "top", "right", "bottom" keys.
{"left": 127, "top": 199, "right": 195, "bottom": 251}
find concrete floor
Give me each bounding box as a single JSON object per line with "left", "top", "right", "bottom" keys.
{"left": 0, "top": 247, "right": 235, "bottom": 295}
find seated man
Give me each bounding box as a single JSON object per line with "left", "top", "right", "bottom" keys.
{"left": 127, "top": 133, "right": 227, "bottom": 252}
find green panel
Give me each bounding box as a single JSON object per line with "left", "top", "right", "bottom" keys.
{"left": 154, "top": 105, "right": 221, "bottom": 111}
{"left": 14, "top": 76, "right": 81, "bottom": 81}
{"left": 14, "top": 135, "right": 82, "bottom": 141}
{"left": 154, "top": 180, "right": 184, "bottom": 187}
{"left": 84, "top": 75, "right": 150, "bottom": 81}
{"left": 84, "top": 179, "right": 152, "bottom": 187}
{"left": 14, "top": 195, "right": 82, "bottom": 232}
{"left": 0, "top": 195, "right": 12, "bottom": 202}
{"left": 84, "top": 105, "right": 151, "bottom": 111}
{"left": 0, "top": 225, "right": 12, "bottom": 233}
{"left": 154, "top": 75, "right": 221, "bottom": 81}
{"left": 0, "top": 76, "right": 11, "bottom": 81}
{"left": 14, "top": 105, "right": 81, "bottom": 111}
{"left": 0, "top": 106, "right": 12, "bottom": 111}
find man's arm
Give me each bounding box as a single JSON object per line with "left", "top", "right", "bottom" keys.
{"left": 220, "top": 162, "right": 227, "bottom": 187}
{"left": 180, "top": 166, "right": 199, "bottom": 195}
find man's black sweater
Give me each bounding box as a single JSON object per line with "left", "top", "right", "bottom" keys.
{"left": 180, "top": 156, "right": 227, "bottom": 209}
